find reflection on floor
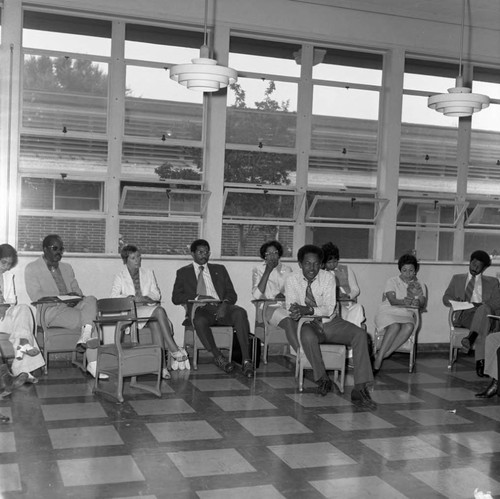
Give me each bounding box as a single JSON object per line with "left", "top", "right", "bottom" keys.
{"left": 1, "top": 352, "right": 500, "bottom": 499}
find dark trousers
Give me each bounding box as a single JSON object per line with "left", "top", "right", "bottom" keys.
{"left": 454, "top": 304, "right": 495, "bottom": 360}
{"left": 301, "top": 315, "right": 373, "bottom": 385}
{"left": 193, "top": 303, "right": 250, "bottom": 360}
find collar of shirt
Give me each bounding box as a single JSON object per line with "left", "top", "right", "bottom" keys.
{"left": 43, "top": 257, "right": 59, "bottom": 272}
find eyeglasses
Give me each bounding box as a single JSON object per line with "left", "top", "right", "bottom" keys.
{"left": 48, "top": 245, "right": 64, "bottom": 252}
{"left": 195, "top": 250, "right": 210, "bottom": 256}
{"left": 265, "top": 251, "right": 279, "bottom": 257}
{"left": 0, "top": 258, "right": 13, "bottom": 266}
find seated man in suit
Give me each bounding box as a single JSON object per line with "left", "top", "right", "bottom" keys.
{"left": 285, "top": 244, "right": 375, "bottom": 409}
{"left": 443, "top": 250, "right": 500, "bottom": 377}
{"left": 172, "top": 239, "right": 253, "bottom": 377}
{"left": 475, "top": 331, "right": 500, "bottom": 398}
{"left": 24, "top": 234, "right": 106, "bottom": 379}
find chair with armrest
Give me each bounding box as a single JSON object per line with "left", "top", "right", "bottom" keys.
{"left": 295, "top": 316, "right": 346, "bottom": 393}
{"left": 183, "top": 301, "right": 233, "bottom": 370}
{"left": 93, "top": 297, "right": 162, "bottom": 403}
{"left": 35, "top": 302, "right": 83, "bottom": 374}
{"left": 252, "top": 299, "right": 288, "bottom": 365}
{"left": 448, "top": 307, "right": 471, "bottom": 369}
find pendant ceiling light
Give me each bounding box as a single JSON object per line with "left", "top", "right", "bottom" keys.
{"left": 169, "top": 0, "right": 237, "bottom": 92}
{"left": 427, "top": 0, "right": 489, "bottom": 117}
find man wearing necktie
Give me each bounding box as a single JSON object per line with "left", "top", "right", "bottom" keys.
{"left": 172, "top": 239, "right": 253, "bottom": 377}
{"left": 24, "top": 235, "right": 103, "bottom": 379}
{"left": 443, "top": 250, "right": 500, "bottom": 377}
{"left": 285, "top": 245, "right": 376, "bottom": 408}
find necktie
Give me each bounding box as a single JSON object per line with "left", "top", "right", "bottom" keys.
{"left": 305, "top": 280, "right": 322, "bottom": 330}
{"left": 197, "top": 266, "right": 207, "bottom": 295}
{"left": 130, "top": 269, "right": 142, "bottom": 298}
{"left": 465, "top": 275, "right": 476, "bottom": 302}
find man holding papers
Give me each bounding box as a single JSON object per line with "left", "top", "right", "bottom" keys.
{"left": 25, "top": 234, "right": 104, "bottom": 379}
{"left": 443, "top": 250, "right": 500, "bottom": 377}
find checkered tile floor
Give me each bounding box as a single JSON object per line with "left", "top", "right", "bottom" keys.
{"left": 1, "top": 352, "right": 500, "bottom": 499}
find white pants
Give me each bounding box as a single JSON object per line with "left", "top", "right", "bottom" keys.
{"left": 0, "top": 304, "right": 45, "bottom": 375}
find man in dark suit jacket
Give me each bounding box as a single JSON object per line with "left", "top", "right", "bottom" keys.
{"left": 443, "top": 250, "right": 500, "bottom": 377}
{"left": 172, "top": 239, "right": 253, "bottom": 377}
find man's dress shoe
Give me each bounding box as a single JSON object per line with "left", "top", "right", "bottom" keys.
{"left": 461, "top": 331, "right": 478, "bottom": 354}
{"left": 475, "top": 379, "right": 499, "bottom": 398}
{"left": 476, "top": 359, "right": 486, "bottom": 378}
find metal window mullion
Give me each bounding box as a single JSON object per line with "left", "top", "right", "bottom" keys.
{"left": 312, "top": 79, "right": 380, "bottom": 92}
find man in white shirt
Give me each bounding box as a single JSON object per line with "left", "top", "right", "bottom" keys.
{"left": 443, "top": 250, "right": 500, "bottom": 377}
{"left": 285, "top": 244, "right": 375, "bottom": 409}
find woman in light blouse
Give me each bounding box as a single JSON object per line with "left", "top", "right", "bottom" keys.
{"left": 373, "top": 253, "right": 426, "bottom": 373}
{"left": 111, "top": 245, "right": 189, "bottom": 378}
{"left": 252, "top": 240, "right": 298, "bottom": 350}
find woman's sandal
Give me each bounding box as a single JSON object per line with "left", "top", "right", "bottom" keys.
{"left": 170, "top": 348, "right": 190, "bottom": 371}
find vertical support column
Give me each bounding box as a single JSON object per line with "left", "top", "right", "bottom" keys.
{"left": 105, "top": 20, "right": 126, "bottom": 254}
{"left": 374, "top": 48, "right": 405, "bottom": 262}
{"left": 293, "top": 44, "right": 314, "bottom": 252}
{"left": 203, "top": 25, "right": 230, "bottom": 258}
{"left": 453, "top": 64, "right": 473, "bottom": 262}
{"left": 0, "top": 0, "right": 22, "bottom": 244}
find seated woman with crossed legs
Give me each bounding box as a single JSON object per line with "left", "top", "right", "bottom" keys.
{"left": 373, "top": 253, "right": 426, "bottom": 374}
{"left": 111, "top": 245, "right": 189, "bottom": 380}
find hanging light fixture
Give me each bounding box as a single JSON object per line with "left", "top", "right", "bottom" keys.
{"left": 427, "top": 0, "right": 489, "bottom": 117}
{"left": 169, "top": 0, "right": 237, "bottom": 92}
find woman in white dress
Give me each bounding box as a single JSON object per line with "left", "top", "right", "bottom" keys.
{"left": 373, "top": 253, "right": 426, "bottom": 373}
{"left": 252, "top": 240, "right": 297, "bottom": 350}
{"left": 111, "top": 245, "right": 189, "bottom": 379}
{"left": 0, "top": 244, "right": 45, "bottom": 382}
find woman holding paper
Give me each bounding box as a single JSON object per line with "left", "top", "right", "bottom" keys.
{"left": 373, "top": 253, "right": 427, "bottom": 373}
{"left": 0, "top": 244, "right": 45, "bottom": 382}
{"left": 111, "top": 244, "right": 189, "bottom": 379}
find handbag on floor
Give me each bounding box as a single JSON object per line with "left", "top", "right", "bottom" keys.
{"left": 231, "top": 332, "right": 261, "bottom": 369}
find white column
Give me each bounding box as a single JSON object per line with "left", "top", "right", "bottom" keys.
{"left": 374, "top": 48, "right": 405, "bottom": 261}
{"left": 105, "top": 20, "right": 126, "bottom": 254}
{"left": 0, "top": 0, "right": 22, "bottom": 244}
{"left": 293, "top": 44, "right": 314, "bottom": 252}
{"left": 453, "top": 64, "right": 472, "bottom": 262}
{"left": 202, "top": 25, "right": 231, "bottom": 258}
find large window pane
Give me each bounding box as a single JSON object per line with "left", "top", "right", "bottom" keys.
{"left": 20, "top": 135, "right": 108, "bottom": 174}
{"left": 21, "top": 178, "right": 103, "bottom": 211}
{"left": 400, "top": 60, "right": 460, "bottom": 201}
{"left": 224, "top": 150, "right": 296, "bottom": 186}
{"left": 469, "top": 71, "right": 500, "bottom": 195}
{"left": 226, "top": 37, "right": 299, "bottom": 198}
{"left": 23, "top": 55, "right": 108, "bottom": 134}
{"left": 125, "top": 66, "right": 203, "bottom": 139}
{"left": 122, "top": 142, "right": 202, "bottom": 180}
{"left": 226, "top": 78, "right": 297, "bottom": 148}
